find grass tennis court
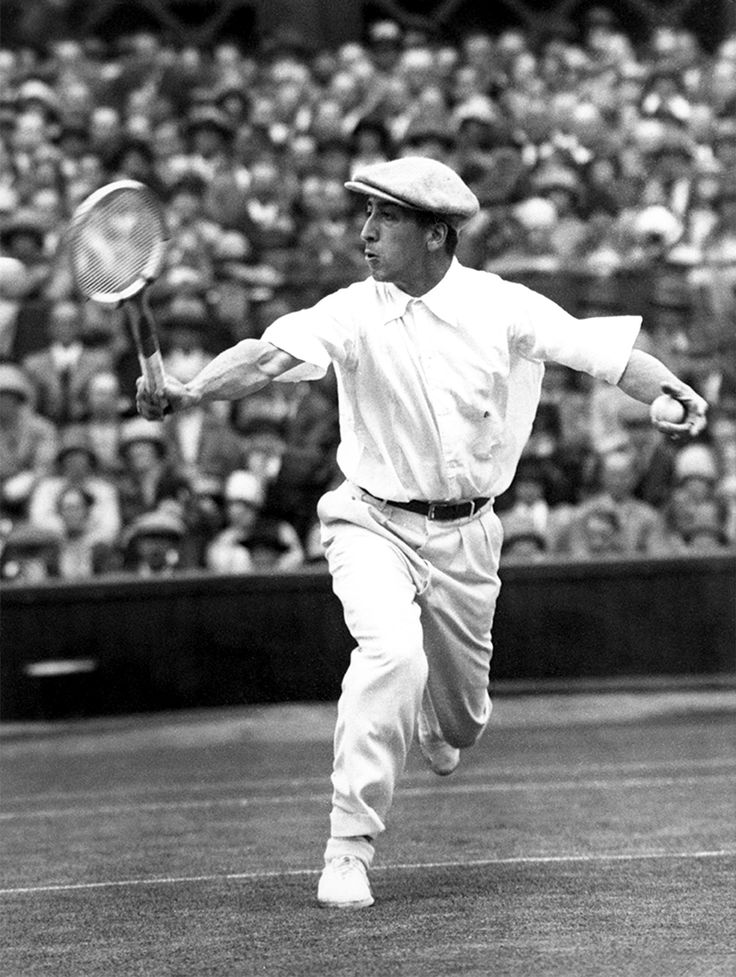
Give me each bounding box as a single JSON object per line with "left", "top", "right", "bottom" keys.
{"left": 2, "top": 683, "right": 735, "bottom": 976}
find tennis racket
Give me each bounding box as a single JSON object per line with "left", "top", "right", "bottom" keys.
{"left": 68, "top": 179, "right": 168, "bottom": 398}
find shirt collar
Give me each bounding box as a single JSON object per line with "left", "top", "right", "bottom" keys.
{"left": 379, "top": 258, "right": 462, "bottom": 326}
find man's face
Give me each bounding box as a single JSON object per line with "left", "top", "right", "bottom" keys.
{"left": 360, "top": 198, "right": 433, "bottom": 293}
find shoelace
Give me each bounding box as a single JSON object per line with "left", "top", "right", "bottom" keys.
{"left": 332, "top": 855, "right": 364, "bottom": 877}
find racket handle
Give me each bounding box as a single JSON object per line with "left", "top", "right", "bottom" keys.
{"left": 126, "top": 293, "right": 167, "bottom": 399}
{"left": 140, "top": 347, "right": 166, "bottom": 398}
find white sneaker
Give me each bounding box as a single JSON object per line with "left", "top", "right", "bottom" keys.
{"left": 417, "top": 707, "right": 460, "bottom": 776}
{"left": 318, "top": 855, "right": 374, "bottom": 909}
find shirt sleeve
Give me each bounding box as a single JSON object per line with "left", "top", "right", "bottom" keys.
{"left": 508, "top": 283, "right": 641, "bottom": 385}
{"left": 261, "top": 286, "right": 359, "bottom": 383}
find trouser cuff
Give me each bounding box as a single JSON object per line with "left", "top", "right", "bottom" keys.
{"left": 324, "top": 835, "right": 375, "bottom": 868}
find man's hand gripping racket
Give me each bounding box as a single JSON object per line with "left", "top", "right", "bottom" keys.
{"left": 68, "top": 179, "right": 170, "bottom": 416}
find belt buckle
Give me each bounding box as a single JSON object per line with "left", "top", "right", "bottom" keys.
{"left": 427, "top": 502, "right": 439, "bottom": 521}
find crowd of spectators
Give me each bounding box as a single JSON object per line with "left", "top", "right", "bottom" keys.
{"left": 1, "top": 9, "right": 736, "bottom": 581}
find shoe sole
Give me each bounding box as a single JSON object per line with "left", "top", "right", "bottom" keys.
{"left": 430, "top": 762, "right": 458, "bottom": 776}
{"left": 318, "top": 896, "right": 374, "bottom": 909}
{"left": 421, "top": 745, "right": 460, "bottom": 776}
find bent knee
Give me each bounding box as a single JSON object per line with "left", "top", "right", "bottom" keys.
{"left": 440, "top": 697, "right": 492, "bottom": 749}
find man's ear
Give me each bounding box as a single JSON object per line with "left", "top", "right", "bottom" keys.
{"left": 426, "top": 220, "right": 449, "bottom": 252}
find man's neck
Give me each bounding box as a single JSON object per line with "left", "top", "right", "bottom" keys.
{"left": 395, "top": 256, "right": 453, "bottom": 297}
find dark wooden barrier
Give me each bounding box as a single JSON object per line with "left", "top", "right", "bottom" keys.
{"left": 1, "top": 554, "right": 734, "bottom": 721}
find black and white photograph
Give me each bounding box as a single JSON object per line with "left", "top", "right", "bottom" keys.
{"left": 1, "top": 0, "right": 735, "bottom": 974}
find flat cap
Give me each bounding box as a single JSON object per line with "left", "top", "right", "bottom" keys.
{"left": 345, "top": 156, "right": 480, "bottom": 228}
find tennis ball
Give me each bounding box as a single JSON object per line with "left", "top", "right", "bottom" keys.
{"left": 650, "top": 394, "right": 686, "bottom": 424}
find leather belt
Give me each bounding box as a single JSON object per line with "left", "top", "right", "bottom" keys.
{"left": 361, "top": 489, "right": 490, "bottom": 521}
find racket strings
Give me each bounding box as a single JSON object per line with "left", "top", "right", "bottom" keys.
{"left": 71, "top": 188, "right": 164, "bottom": 298}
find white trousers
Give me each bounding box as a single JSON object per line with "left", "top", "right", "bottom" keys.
{"left": 318, "top": 481, "right": 503, "bottom": 844}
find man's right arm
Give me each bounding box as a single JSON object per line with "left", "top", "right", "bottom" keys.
{"left": 136, "top": 339, "right": 304, "bottom": 419}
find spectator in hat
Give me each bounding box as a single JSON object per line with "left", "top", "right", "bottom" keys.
{"left": 254, "top": 376, "right": 341, "bottom": 545}
{"left": 166, "top": 172, "right": 219, "bottom": 242}
{"left": 564, "top": 448, "right": 666, "bottom": 555}
{"left": 206, "top": 469, "right": 304, "bottom": 573}
{"left": 184, "top": 472, "right": 227, "bottom": 567}
{"left": 486, "top": 196, "right": 561, "bottom": 275}
{"left": 160, "top": 297, "right": 215, "bottom": 385}
{"left": 349, "top": 116, "right": 393, "bottom": 171}
{"left": 570, "top": 502, "right": 626, "bottom": 558}
{"left": 680, "top": 498, "right": 733, "bottom": 552}
{"left": 639, "top": 64, "right": 692, "bottom": 126}
{"left": 529, "top": 161, "right": 589, "bottom": 260}
{"left": 54, "top": 484, "right": 118, "bottom": 579}
{"left": 21, "top": 298, "right": 114, "bottom": 426}
{"left": 184, "top": 105, "right": 235, "bottom": 179}
{"left": 107, "top": 135, "right": 163, "bottom": 196}
{"left": 453, "top": 95, "right": 510, "bottom": 159}
{"left": 120, "top": 503, "right": 190, "bottom": 577}
{"left": 0, "top": 360, "right": 58, "bottom": 518}
{"left": 366, "top": 20, "right": 404, "bottom": 75}
{"left": 675, "top": 158, "right": 723, "bottom": 261}
{"left": 164, "top": 372, "right": 250, "bottom": 487}
{"left": 498, "top": 455, "right": 573, "bottom": 554}
{"left": 499, "top": 510, "right": 548, "bottom": 563}
{"left": 115, "top": 417, "right": 191, "bottom": 528}
{"left": 0, "top": 207, "right": 52, "bottom": 298}
{"left": 399, "top": 97, "right": 457, "bottom": 164}
{"left": 0, "top": 256, "right": 30, "bottom": 357}
{"left": 640, "top": 131, "right": 698, "bottom": 221}
{"left": 622, "top": 203, "right": 686, "bottom": 268}
{"left": 708, "top": 410, "right": 736, "bottom": 542}
{"left": 241, "top": 158, "right": 298, "bottom": 257}
{"left": 658, "top": 486, "right": 732, "bottom": 553}
{"left": 9, "top": 110, "right": 54, "bottom": 183}
{"left": 581, "top": 153, "right": 629, "bottom": 219}
{"left": 78, "top": 370, "right": 130, "bottom": 476}
{"left": 0, "top": 522, "right": 61, "bottom": 583}
{"left": 673, "top": 441, "right": 720, "bottom": 505}
{"left": 28, "top": 425, "right": 121, "bottom": 545}
{"left": 295, "top": 174, "right": 367, "bottom": 290}
{"left": 700, "top": 174, "right": 736, "bottom": 266}
{"left": 372, "top": 76, "right": 414, "bottom": 147}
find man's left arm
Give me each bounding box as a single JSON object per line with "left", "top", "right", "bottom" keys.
{"left": 617, "top": 348, "right": 708, "bottom": 440}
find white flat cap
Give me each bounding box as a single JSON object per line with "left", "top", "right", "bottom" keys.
{"left": 345, "top": 156, "right": 480, "bottom": 228}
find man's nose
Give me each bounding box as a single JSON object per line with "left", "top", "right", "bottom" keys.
{"left": 361, "top": 214, "right": 377, "bottom": 241}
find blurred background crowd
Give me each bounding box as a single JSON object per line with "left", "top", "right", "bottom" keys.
{"left": 1, "top": 4, "right": 736, "bottom": 582}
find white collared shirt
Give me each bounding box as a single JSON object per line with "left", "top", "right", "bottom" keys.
{"left": 262, "top": 260, "right": 640, "bottom": 501}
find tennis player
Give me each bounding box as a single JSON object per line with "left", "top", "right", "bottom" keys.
{"left": 137, "top": 157, "right": 708, "bottom": 909}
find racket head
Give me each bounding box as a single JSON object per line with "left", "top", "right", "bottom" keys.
{"left": 68, "top": 180, "right": 168, "bottom": 304}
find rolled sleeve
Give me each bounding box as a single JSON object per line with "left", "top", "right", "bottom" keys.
{"left": 510, "top": 285, "right": 641, "bottom": 384}
{"left": 262, "top": 312, "right": 331, "bottom": 382}
{"left": 261, "top": 288, "right": 358, "bottom": 383}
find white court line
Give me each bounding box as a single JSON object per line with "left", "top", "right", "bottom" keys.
{"left": 0, "top": 849, "right": 733, "bottom": 897}
{"left": 1, "top": 771, "right": 734, "bottom": 822}
{"left": 4, "top": 755, "right": 735, "bottom": 807}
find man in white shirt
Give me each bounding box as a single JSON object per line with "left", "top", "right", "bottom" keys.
{"left": 137, "top": 157, "right": 708, "bottom": 910}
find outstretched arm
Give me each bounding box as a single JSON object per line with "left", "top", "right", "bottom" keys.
{"left": 136, "top": 339, "right": 304, "bottom": 419}
{"left": 617, "top": 348, "right": 708, "bottom": 439}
